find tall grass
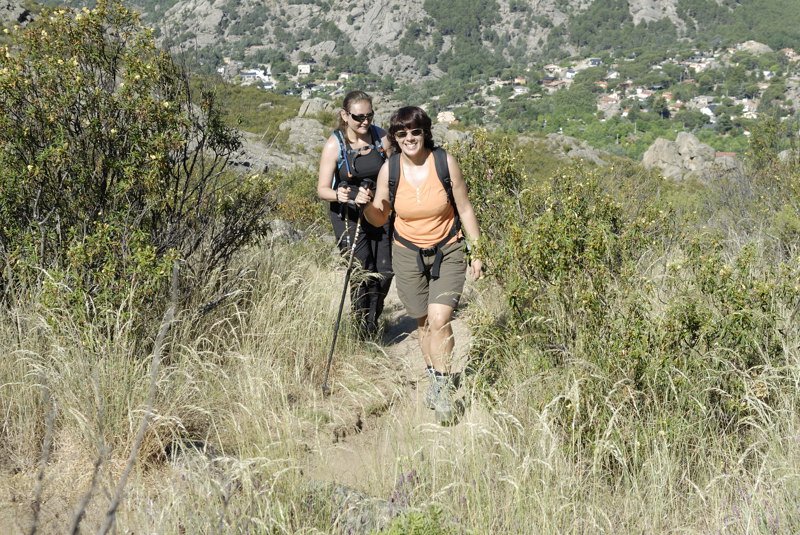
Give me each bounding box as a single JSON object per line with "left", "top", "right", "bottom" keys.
{"left": 3, "top": 202, "right": 800, "bottom": 532}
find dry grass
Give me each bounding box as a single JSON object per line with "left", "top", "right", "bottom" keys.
{"left": 2, "top": 236, "right": 800, "bottom": 534}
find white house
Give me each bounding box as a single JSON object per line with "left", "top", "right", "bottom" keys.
{"left": 297, "top": 64, "right": 311, "bottom": 76}
{"left": 239, "top": 68, "right": 273, "bottom": 86}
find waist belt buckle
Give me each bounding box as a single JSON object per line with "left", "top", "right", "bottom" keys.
{"left": 419, "top": 246, "right": 437, "bottom": 257}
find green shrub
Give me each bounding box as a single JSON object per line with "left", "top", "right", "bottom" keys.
{"left": 379, "top": 506, "right": 459, "bottom": 535}
{"left": 453, "top": 131, "right": 800, "bottom": 473}
{"left": 270, "top": 166, "right": 327, "bottom": 228}
{"left": 0, "top": 1, "right": 275, "bottom": 321}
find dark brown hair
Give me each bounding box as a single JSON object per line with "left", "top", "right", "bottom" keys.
{"left": 388, "top": 106, "right": 435, "bottom": 153}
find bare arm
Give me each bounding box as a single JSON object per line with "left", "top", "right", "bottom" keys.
{"left": 361, "top": 161, "right": 392, "bottom": 227}
{"left": 447, "top": 154, "right": 483, "bottom": 280}
{"left": 317, "top": 135, "right": 350, "bottom": 203}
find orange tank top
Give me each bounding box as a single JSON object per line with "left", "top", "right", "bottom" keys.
{"left": 393, "top": 152, "right": 457, "bottom": 249}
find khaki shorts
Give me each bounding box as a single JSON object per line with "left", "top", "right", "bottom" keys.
{"left": 392, "top": 239, "right": 466, "bottom": 319}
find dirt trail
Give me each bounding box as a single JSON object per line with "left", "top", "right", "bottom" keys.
{"left": 305, "top": 282, "right": 477, "bottom": 493}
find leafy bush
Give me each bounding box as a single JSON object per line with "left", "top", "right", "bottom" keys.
{"left": 380, "top": 506, "right": 459, "bottom": 535}
{"left": 270, "top": 166, "right": 326, "bottom": 228}
{"left": 453, "top": 132, "right": 800, "bottom": 473}
{"left": 0, "top": 1, "right": 275, "bottom": 318}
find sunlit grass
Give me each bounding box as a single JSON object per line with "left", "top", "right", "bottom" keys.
{"left": 2, "top": 233, "right": 800, "bottom": 534}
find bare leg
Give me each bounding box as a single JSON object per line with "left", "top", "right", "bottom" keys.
{"left": 417, "top": 303, "right": 455, "bottom": 372}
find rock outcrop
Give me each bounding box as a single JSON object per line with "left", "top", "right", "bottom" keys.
{"left": 738, "top": 40, "right": 773, "bottom": 55}
{"left": 642, "top": 131, "right": 742, "bottom": 181}
{"left": 155, "top": 0, "right": 696, "bottom": 84}
{"left": 433, "top": 123, "right": 472, "bottom": 148}
{"left": 0, "top": 0, "right": 33, "bottom": 27}
{"left": 298, "top": 98, "right": 337, "bottom": 118}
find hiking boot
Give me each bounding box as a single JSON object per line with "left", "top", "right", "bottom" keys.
{"left": 430, "top": 374, "right": 454, "bottom": 424}
{"left": 424, "top": 368, "right": 437, "bottom": 410}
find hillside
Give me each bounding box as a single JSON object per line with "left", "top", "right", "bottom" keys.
{"left": 10, "top": 0, "right": 794, "bottom": 167}
{"left": 27, "top": 0, "right": 800, "bottom": 85}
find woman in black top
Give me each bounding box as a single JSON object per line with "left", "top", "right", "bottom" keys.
{"left": 317, "top": 90, "right": 393, "bottom": 339}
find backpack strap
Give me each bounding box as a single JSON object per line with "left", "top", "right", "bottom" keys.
{"left": 332, "top": 129, "right": 352, "bottom": 188}
{"left": 432, "top": 148, "right": 454, "bottom": 207}
{"left": 388, "top": 152, "right": 401, "bottom": 207}
{"left": 333, "top": 127, "right": 387, "bottom": 190}
{"left": 388, "top": 147, "right": 461, "bottom": 280}
{"left": 369, "top": 124, "right": 387, "bottom": 160}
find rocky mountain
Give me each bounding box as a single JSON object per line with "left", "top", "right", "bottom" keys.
{"left": 152, "top": 0, "right": 693, "bottom": 82}
{"left": 10, "top": 0, "right": 800, "bottom": 88}
{"left": 14, "top": 0, "right": 800, "bottom": 89}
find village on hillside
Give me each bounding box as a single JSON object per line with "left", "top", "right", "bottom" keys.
{"left": 217, "top": 41, "right": 800, "bottom": 130}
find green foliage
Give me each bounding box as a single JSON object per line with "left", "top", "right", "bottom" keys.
{"left": 201, "top": 79, "right": 301, "bottom": 145}
{"left": 269, "top": 166, "right": 326, "bottom": 228}
{"left": 379, "top": 506, "right": 459, "bottom": 535}
{"left": 746, "top": 117, "right": 788, "bottom": 170}
{"left": 455, "top": 130, "right": 800, "bottom": 473}
{"left": 487, "top": 166, "right": 658, "bottom": 330}
{"left": 423, "top": 0, "right": 503, "bottom": 81}
{"left": 448, "top": 130, "right": 526, "bottom": 240}
{"left": 0, "top": 1, "right": 275, "bottom": 319}
{"left": 567, "top": 0, "right": 677, "bottom": 56}
{"left": 679, "top": 0, "right": 800, "bottom": 50}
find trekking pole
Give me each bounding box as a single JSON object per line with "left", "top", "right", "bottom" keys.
{"left": 322, "top": 204, "right": 364, "bottom": 395}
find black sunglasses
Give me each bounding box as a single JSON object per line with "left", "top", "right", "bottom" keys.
{"left": 394, "top": 128, "right": 424, "bottom": 139}
{"left": 348, "top": 111, "right": 374, "bottom": 122}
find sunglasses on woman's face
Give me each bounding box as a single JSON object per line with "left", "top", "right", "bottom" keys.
{"left": 348, "top": 111, "right": 374, "bottom": 123}
{"left": 394, "top": 128, "right": 424, "bottom": 139}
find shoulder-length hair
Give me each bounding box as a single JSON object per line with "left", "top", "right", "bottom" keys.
{"left": 388, "top": 106, "right": 435, "bottom": 153}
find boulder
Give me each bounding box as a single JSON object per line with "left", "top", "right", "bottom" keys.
{"left": 0, "top": 0, "right": 32, "bottom": 27}
{"left": 228, "top": 129, "right": 317, "bottom": 175}
{"left": 542, "top": 133, "right": 610, "bottom": 165}
{"left": 280, "top": 117, "right": 327, "bottom": 155}
{"left": 299, "top": 98, "right": 337, "bottom": 118}
{"left": 264, "top": 219, "right": 303, "bottom": 244}
{"left": 432, "top": 123, "right": 472, "bottom": 148}
{"left": 779, "top": 149, "right": 800, "bottom": 163}
{"left": 738, "top": 40, "right": 773, "bottom": 55}
{"left": 642, "top": 132, "right": 742, "bottom": 181}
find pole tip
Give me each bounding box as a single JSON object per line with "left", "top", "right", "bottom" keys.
{"left": 321, "top": 384, "right": 331, "bottom": 396}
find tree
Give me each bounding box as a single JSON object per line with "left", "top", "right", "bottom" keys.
{"left": 552, "top": 86, "right": 596, "bottom": 118}
{"left": 650, "top": 97, "right": 671, "bottom": 119}
{"left": 0, "top": 1, "right": 274, "bottom": 315}
{"left": 671, "top": 82, "right": 699, "bottom": 103}
{"left": 674, "top": 109, "right": 710, "bottom": 130}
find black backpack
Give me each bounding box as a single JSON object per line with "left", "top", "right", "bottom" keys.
{"left": 387, "top": 147, "right": 461, "bottom": 279}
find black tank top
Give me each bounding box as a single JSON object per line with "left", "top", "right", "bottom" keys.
{"left": 330, "top": 136, "right": 385, "bottom": 217}
{"left": 334, "top": 144, "right": 384, "bottom": 185}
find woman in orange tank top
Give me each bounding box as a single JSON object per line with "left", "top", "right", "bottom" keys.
{"left": 361, "top": 106, "right": 482, "bottom": 425}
